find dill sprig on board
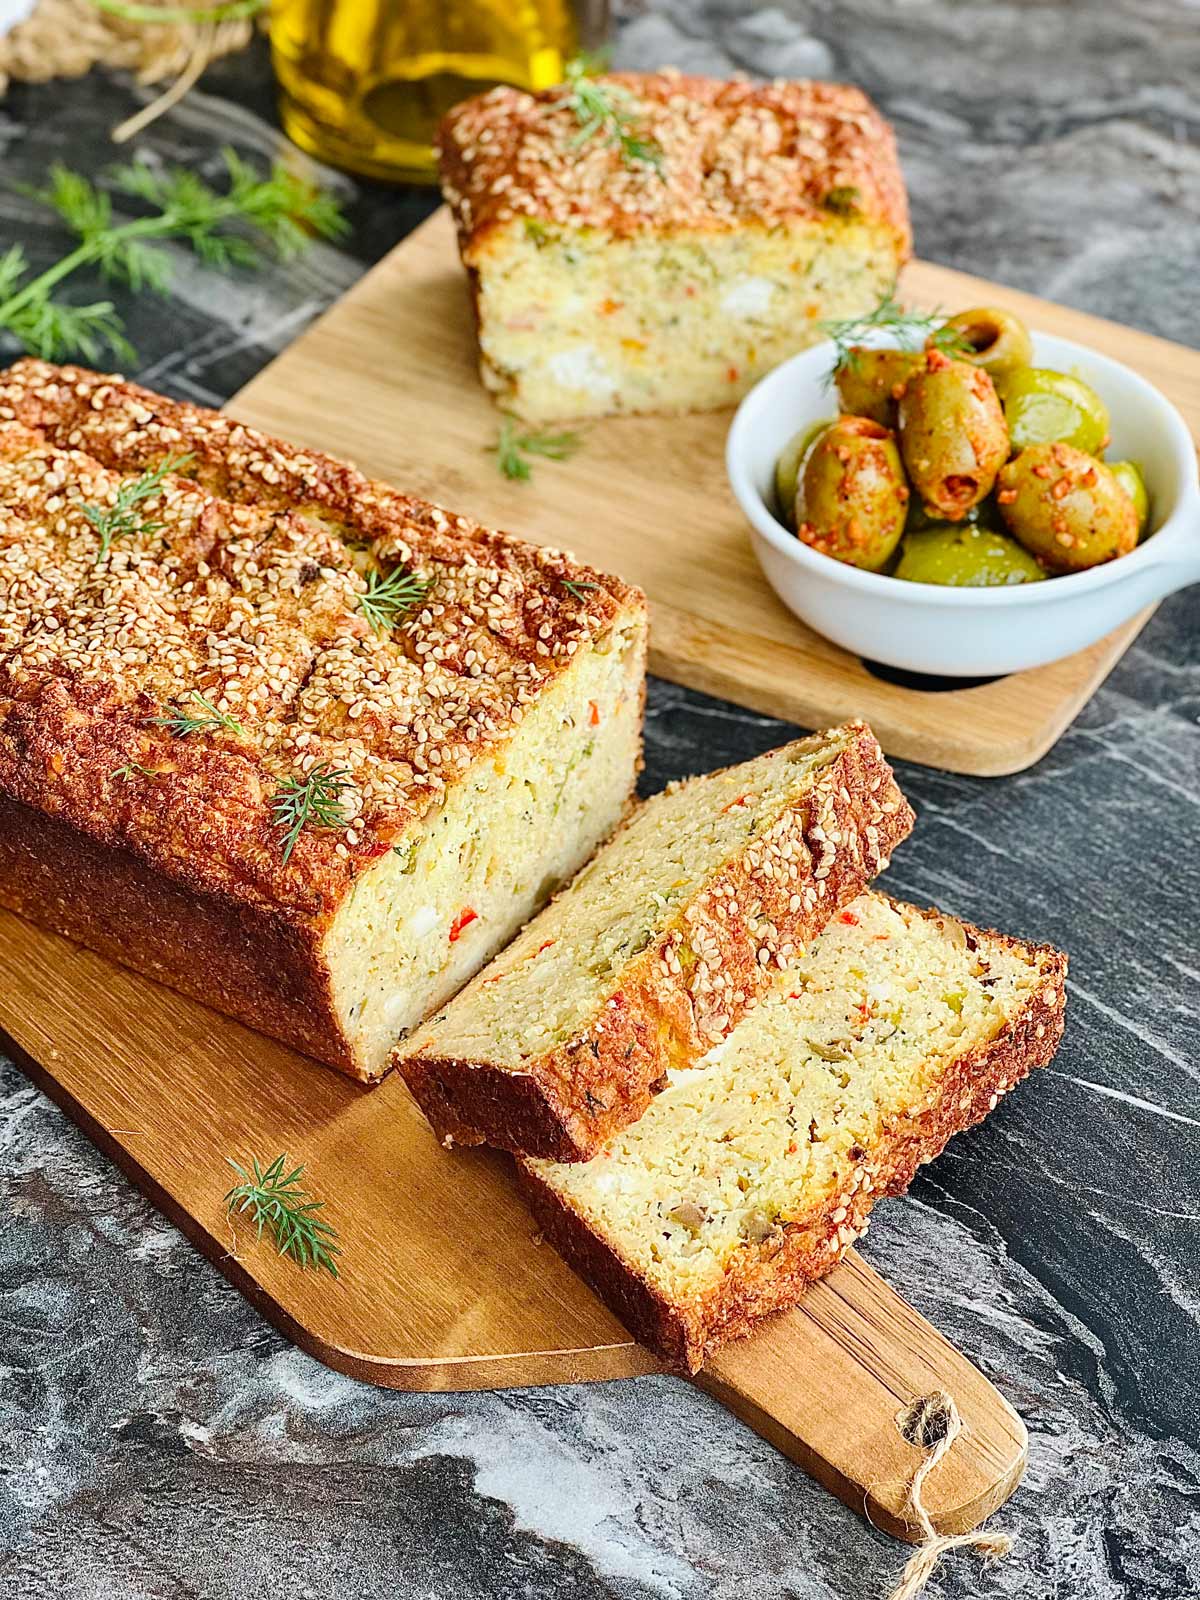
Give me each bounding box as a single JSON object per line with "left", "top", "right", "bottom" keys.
{"left": 2, "top": 148, "right": 347, "bottom": 364}
{"left": 820, "top": 290, "right": 973, "bottom": 380}
{"left": 494, "top": 417, "right": 582, "bottom": 483}
{"left": 224, "top": 1154, "right": 341, "bottom": 1278}
{"left": 270, "top": 763, "right": 354, "bottom": 864}
{"left": 357, "top": 566, "right": 431, "bottom": 635}
{"left": 557, "top": 54, "right": 665, "bottom": 174}
{"left": 80, "top": 451, "right": 195, "bottom": 562}
{"left": 149, "top": 690, "right": 243, "bottom": 738}
{"left": 0, "top": 242, "right": 131, "bottom": 365}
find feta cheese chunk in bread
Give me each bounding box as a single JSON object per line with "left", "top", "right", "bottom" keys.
{"left": 0, "top": 360, "right": 648, "bottom": 1081}
{"left": 438, "top": 72, "right": 911, "bottom": 422}
{"left": 520, "top": 893, "right": 1067, "bottom": 1371}
{"left": 399, "top": 722, "right": 914, "bottom": 1158}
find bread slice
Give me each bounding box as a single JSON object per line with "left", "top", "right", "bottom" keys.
{"left": 398, "top": 723, "right": 914, "bottom": 1160}
{"left": 438, "top": 72, "right": 910, "bottom": 422}
{"left": 520, "top": 892, "right": 1067, "bottom": 1371}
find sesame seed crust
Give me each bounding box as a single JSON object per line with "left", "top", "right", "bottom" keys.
{"left": 401, "top": 724, "right": 916, "bottom": 1161}
{"left": 0, "top": 360, "right": 646, "bottom": 923}
{"left": 519, "top": 917, "right": 1068, "bottom": 1371}
{"left": 437, "top": 70, "right": 911, "bottom": 254}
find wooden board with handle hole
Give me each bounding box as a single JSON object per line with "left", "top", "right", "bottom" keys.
{"left": 229, "top": 206, "right": 1200, "bottom": 776}
{"left": 2, "top": 905, "right": 1025, "bottom": 1541}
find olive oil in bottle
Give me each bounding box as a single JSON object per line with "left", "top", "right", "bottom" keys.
{"left": 271, "top": 0, "right": 605, "bottom": 184}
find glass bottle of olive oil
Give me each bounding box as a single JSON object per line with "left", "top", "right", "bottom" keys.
{"left": 271, "top": 0, "right": 608, "bottom": 184}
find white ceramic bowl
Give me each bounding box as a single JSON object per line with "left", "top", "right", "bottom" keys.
{"left": 726, "top": 331, "right": 1200, "bottom": 676}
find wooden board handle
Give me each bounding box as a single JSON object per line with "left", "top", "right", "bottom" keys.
{"left": 693, "top": 1251, "right": 1027, "bottom": 1542}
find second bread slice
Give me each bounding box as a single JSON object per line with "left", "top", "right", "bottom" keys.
{"left": 520, "top": 892, "right": 1067, "bottom": 1370}
{"left": 398, "top": 721, "right": 914, "bottom": 1160}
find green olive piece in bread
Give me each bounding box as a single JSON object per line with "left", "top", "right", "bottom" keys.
{"left": 895, "top": 523, "right": 1046, "bottom": 587}
{"left": 795, "top": 414, "right": 909, "bottom": 571}
{"left": 897, "top": 350, "right": 1009, "bottom": 522}
{"left": 997, "top": 442, "right": 1139, "bottom": 572}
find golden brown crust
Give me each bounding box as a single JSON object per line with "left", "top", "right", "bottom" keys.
{"left": 0, "top": 360, "right": 647, "bottom": 1072}
{"left": 0, "top": 360, "right": 644, "bottom": 602}
{"left": 520, "top": 923, "right": 1068, "bottom": 1371}
{"left": 0, "top": 790, "right": 364, "bottom": 1076}
{"left": 438, "top": 70, "right": 911, "bottom": 257}
{"left": 401, "top": 726, "right": 915, "bottom": 1160}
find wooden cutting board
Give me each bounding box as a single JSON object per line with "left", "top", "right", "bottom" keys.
{"left": 2, "top": 905, "right": 1026, "bottom": 1542}
{"left": 231, "top": 207, "right": 1200, "bottom": 775}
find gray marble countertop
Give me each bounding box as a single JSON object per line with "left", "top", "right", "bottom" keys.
{"left": 2, "top": 4, "right": 1199, "bottom": 1596}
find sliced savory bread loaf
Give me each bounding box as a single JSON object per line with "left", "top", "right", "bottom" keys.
{"left": 0, "top": 360, "right": 647, "bottom": 1081}
{"left": 398, "top": 723, "right": 914, "bottom": 1160}
{"left": 520, "top": 892, "right": 1067, "bottom": 1371}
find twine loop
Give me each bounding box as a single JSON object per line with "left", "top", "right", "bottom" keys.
{"left": 885, "top": 1390, "right": 1013, "bottom": 1600}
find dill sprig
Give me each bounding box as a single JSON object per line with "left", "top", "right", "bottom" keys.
{"left": 495, "top": 417, "right": 581, "bottom": 483}
{"left": 271, "top": 762, "right": 354, "bottom": 864}
{"left": 0, "top": 243, "right": 131, "bottom": 365}
{"left": 2, "top": 148, "right": 347, "bottom": 364}
{"left": 224, "top": 1153, "right": 341, "bottom": 1278}
{"left": 556, "top": 54, "right": 664, "bottom": 174}
{"left": 150, "top": 690, "right": 242, "bottom": 738}
{"left": 820, "top": 289, "right": 973, "bottom": 381}
{"left": 357, "top": 566, "right": 431, "bottom": 635}
{"left": 561, "top": 579, "right": 599, "bottom": 601}
{"left": 111, "top": 761, "right": 158, "bottom": 781}
{"left": 80, "top": 451, "right": 195, "bottom": 562}
{"left": 91, "top": 0, "right": 264, "bottom": 20}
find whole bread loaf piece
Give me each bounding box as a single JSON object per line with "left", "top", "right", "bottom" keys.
{"left": 520, "top": 892, "right": 1067, "bottom": 1371}
{"left": 0, "top": 360, "right": 647, "bottom": 1080}
{"left": 398, "top": 723, "right": 914, "bottom": 1159}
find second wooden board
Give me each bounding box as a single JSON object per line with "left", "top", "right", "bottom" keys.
{"left": 233, "top": 208, "right": 1197, "bottom": 774}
